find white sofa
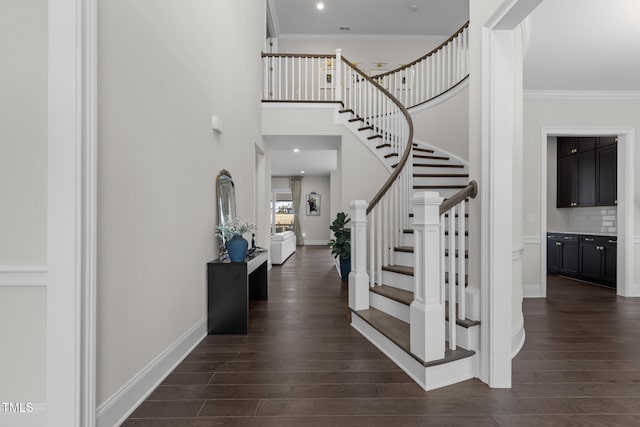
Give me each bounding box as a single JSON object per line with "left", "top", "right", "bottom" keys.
{"left": 270, "top": 231, "right": 296, "bottom": 265}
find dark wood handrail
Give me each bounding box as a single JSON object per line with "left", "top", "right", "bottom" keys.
{"left": 340, "top": 57, "right": 414, "bottom": 215}
{"left": 439, "top": 180, "right": 477, "bottom": 215}
{"left": 262, "top": 52, "right": 336, "bottom": 59}
{"left": 371, "top": 21, "right": 469, "bottom": 79}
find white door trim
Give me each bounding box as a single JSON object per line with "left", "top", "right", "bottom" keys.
{"left": 47, "top": 0, "right": 97, "bottom": 426}
{"left": 479, "top": 0, "right": 543, "bottom": 389}
{"left": 539, "top": 127, "right": 636, "bottom": 298}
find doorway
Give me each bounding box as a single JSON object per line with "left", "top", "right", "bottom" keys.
{"left": 539, "top": 128, "right": 635, "bottom": 297}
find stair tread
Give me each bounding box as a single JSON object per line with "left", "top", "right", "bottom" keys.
{"left": 384, "top": 153, "right": 399, "bottom": 158}
{"left": 414, "top": 173, "right": 469, "bottom": 178}
{"left": 400, "top": 226, "right": 470, "bottom": 240}
{"left": 394, "top": 246, "right": 468, "bottom": 259}
{"left": 369, "top": 285, "right": 481, "bottom": 328}
{"left": 413, "top": 147, "right": 435, "bottom": 153}
{"left": 370, "top": 284, "right": 413, "bottom": 305}
{"left": 413, "top": 154, "right": 449, "bottom": 160}
{"left": 414, "top": 185, "right": 467, "bottom": 189}
{"left": 358, "top": 125, "right": 374, "bottom": 131}
{"left": 368, "top": 135, "right": 383, "bottom": 140}
{"left": 348, "top": 117, "right": 364, "bottom": 123}
{"left": 352, "top": 307, "right": 476, "bottom": 366}
{"left": 382, "top": 265, "right": 414, "bottom": 276}
{"left": 413, "top": 163, "right": 465, "bottom": 168}
{"left": 376, "top": 143, "right": 391, "bottom": 149}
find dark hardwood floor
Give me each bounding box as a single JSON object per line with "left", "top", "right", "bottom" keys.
{"left": 123, "top": 247, "right": 640, "bottom": 426}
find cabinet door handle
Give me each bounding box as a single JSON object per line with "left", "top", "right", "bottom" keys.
{"left": 608, "top": 240, "right": 617, "bottom": 244}
{"left": 555, "top": 242, "right": 562, "bottom": 246}
{"left": 564, "top": 236, "right": 572, "bottom": 240}
{"left": 584, "top": 238, "right": 594, "bottom": 242}
{"left": 615, "top": 137, "right": 618, "bottom": 142}
{"left": 571, "top": 148, "right": 578, "bottom": 153}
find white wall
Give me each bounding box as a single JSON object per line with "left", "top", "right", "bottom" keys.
{"left": 546, "top": 137, "right": 570, "bottom": 231}
{"left": 522, "top": 97, "right": 640, "bottom": 291}
{"left": 278, "top": 37, "right": 446, "bottom": 76}
{"left": 412, "top": 85, "right": 470, "bottom": 160}
{"left": 299, "top": 176, "right": 331, "bottom": 245}
{"left": 97, "top": 0, "right": 265, "bottom": 410}
{"left": 0, "top": 0, "right": 47, "bottom": 403}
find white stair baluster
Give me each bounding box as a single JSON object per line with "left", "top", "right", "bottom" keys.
{"left": 448, "top": 206, "right": 457, "bottom": 351}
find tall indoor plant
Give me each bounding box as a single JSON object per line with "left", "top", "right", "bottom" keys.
{"left": 328, "top": 212, "right": 351, "bottom": 281}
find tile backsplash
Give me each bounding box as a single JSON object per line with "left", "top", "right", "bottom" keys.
{"left": 569, "top": 206, "right": 617, "bottom": 234}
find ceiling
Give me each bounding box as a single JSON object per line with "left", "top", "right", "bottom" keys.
{"left": 265, "top": 135, "right": 339, "bottom": 176}
{"left": 268, "top": 0, "right": 468, "bottom": 38}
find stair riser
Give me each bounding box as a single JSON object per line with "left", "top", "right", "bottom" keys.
{"left": 411, "top": 157, "right": 456, "bottom": 165}
{"left": 369, "top": 291, "right": 410, "bottom": 323}
{"left": 351, "top": 314, "right": 479, "bottom": 391}
{"left": 413, "top": 177, "right": 470, "bottom": 187}
{"left": 393, "top": 251, "right": 468, "bottom": 269}
{"left": 380, "top": 270, "right": 414, "bottom": 292}
{"left": 367, "top": 291, "right": 479, "bottom": 351}
{"left": 412, "top": 188, "right": 462, "bottom": 198}
{"left": 401, "top": 233, "right": 470, "bottom": 247}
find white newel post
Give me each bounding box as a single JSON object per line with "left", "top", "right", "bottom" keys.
{"left": 411, "top": 192, "right": 445, "bottom": 361}
{"left": 349, "top": 200, "right": 369, "bottom": 311}
{"left": 335, "top": 48, "right": 342, "bottom": 102}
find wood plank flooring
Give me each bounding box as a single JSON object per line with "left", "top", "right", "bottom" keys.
{"left": 123, "top": 248, "right": 640, "bottom": 426}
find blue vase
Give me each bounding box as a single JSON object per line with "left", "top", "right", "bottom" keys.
{"left": 226, "top": 234, "right": 249, "bottom": 262}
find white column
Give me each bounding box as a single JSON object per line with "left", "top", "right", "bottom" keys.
{"left": 349, "top": 200, "right": 369, "bottom": 311}
{"left": 335, "top": 48, "right": 342, "bottom": 103}
{"left": 411, "top": 191, "right": 445, "bottom": 362}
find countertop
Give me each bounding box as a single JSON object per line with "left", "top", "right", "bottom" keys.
{"left": 547, "top": 230, "right": 616, "bottom": 237}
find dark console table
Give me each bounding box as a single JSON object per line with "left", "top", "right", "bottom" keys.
{"left": 207, "top": 250, "right": 268, "bottom": 334}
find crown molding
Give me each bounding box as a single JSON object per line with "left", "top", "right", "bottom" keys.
{"left": 278, "top": 33, "right": 447, "bottom": 42}
{"left": 524, "top": 90, "right": 640, "bottom": 100}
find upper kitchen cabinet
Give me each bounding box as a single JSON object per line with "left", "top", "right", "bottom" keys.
{"left": 556, "top": 136, "right": 617, "bottom": 208}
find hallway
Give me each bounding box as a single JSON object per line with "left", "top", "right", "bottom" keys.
{"left": 123, "top": 247, "right": 640, "bottom": 426}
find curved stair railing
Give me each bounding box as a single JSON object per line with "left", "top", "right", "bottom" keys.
{"left": 371, "top": 21, "right": 469, "bottom": 109}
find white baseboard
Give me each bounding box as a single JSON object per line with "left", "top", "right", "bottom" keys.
{"left": 303, "top": 240, "right": 329, "bottom": 246}
{"left": 0, "top": 266, "right": 47, "bottom": 287}
{"left": 96, "top": 318, "right": 207, "bottom": 427}
{"left": 511, "top": 317, "right": 525, "bottom": 358}
{"left": 523, "top": 283, "right": 543, "bottom": 298}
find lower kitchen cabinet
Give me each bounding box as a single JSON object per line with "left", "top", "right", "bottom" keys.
{"left": 547, "top": 232, "right": 616, "bottom": 288}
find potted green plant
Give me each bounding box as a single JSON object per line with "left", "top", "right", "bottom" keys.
{"left": 328, "top": 212, "right": 351, "bottom": 281}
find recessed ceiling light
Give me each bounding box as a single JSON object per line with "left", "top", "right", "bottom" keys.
{"left": 316, "top": 2, "right": 324, "bottom": 10}
{"left": 293, "top": 148, "right": 300, "bottom": 152}
{"left": 300, "top": 170, "right": 305, "bottom": 174}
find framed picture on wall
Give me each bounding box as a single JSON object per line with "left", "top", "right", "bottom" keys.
{"left": 321, "top": 69, "right": 334, "bottom": 88}
{"left": 306, "top": 192, "right": 321, "bottom": 216}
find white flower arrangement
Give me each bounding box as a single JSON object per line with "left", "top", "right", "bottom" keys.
{"left": 215, "top": 218, "right": 255, "bottom": 240}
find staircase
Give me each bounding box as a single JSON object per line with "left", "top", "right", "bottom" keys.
{"left": 261, "top": 22, "right": 478, "bottom": 391}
